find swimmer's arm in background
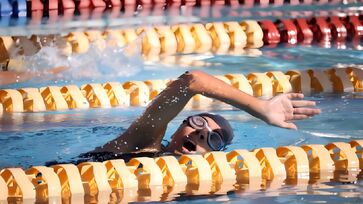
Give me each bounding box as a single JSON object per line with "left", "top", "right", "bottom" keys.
{"left": 98, "top": 70, "right": 320, "bottom": 153}
{"left": 0, "top": 66, "right": 68, "bottom": 86}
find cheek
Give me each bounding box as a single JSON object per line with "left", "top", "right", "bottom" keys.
{"left": 195, "top": 137, "right": 213, "bottom": 152}
{"left": 171, "top": 126, "right": 193, "bottom": 143}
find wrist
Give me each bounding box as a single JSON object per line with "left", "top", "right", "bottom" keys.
{"left": 251, "top": 98, "right": 269, "bottom": 123}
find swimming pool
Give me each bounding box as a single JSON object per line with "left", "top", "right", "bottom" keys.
{"left": 1, "top": 1, "right": 363, "bottom": 203}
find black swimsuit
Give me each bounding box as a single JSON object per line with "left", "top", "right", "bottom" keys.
{"left": 44, "top": 142, "right": 172, "bottom": 167}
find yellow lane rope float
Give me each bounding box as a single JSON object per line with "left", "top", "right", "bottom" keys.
{"left": 0, "top": 20, "right": 264, "bottom": 65}
{"left": 0, "top": 140, "right": 362, "bottom": 202}
{"left": 0, "top": 67, "right": 362, "bottom": 113}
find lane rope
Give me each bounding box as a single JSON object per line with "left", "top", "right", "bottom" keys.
{"left": 0, "top": 140, "right": 362, "bottom": 202}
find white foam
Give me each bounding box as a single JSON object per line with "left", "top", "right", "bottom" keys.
{"left": 8, "top": 34, "right": 144, "bottom": 81}
{"left": 303, "top": 131, "right": 352, "bottom": 139}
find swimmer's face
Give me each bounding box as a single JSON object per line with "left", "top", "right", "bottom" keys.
{"left": 167, "top": 116, "right": 224, "bottom": 154}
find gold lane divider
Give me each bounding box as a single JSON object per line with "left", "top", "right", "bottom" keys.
{"left": 123, "top": 81, "right": 150, "bottom": 106}
{"left": 0, "top": 140, "right": 363, "bottom": 202}
{"left": 225, "top": 22, "right": 248, "bottom": 50}
{"left": 0, "top": 89, "right": 24, "bottom": 112}
{"left": 191, "top": 24, "right": 213, "bottom": 53}
{"left": 301, "top": 144, "right": 335, "bottom": 174}
{"left": 128, "top": 157, "right": 164, "bottom": 188}
{"left": 206, "top": 22, "right": 231, "bottom": 53}
{"left": 0, "top": 168, "right": 36, "bottom": 200}
{"left": 103, "top": 82, "right": 130, "bottom": 107}
{"left": 77, "top": 162, "right": 112, "bottom": 196}
{"left": 349, "top": 140, "right": 363, "bottom": 169}
{"left": 276, "top": 146, "right": 310, "bottom": 179}
{"left": 247, "top": 72, "right": 273, "bottom": 98}
{"left": 104, "top": 159, "right": 138, "bottom": 189}
{"left": 254, "top": 148, "right": 287, "bottom": 181}
{"left": 241, "top": 21, "right": 264, "bottom": 49}
{"left": 286, "top": 70, "right": 312, "bottom": 96}
{"left": 205, "top": 152, "right": 236, "bottom": 182}
{"left": 0, "top": 20, "right": 262, "bottom": 61}
{"left": 52, "top": 164, "right": 85, "bottom": 198}
{"left": 226, "top": 149, "right": 263, "bottom": 184}
{"left": 104, "top": 29, "right": 127, "bottom": 48}
{"left": 144, "top": 79, "right": 169, "bottom": 100}
{"left": 225, "top": 73, "right": 254, "bottom": 96}
{"left": 155, "top": 26, "right": 178, "bottom": 55}
{"left": 267, "top": 71, "right": 293, "bottom": 95}
{"left": 0, "top": 176, "right": 7, "bottom": 201}
{"left": 19, "top": 88, "right": 47, "bottom": 112}
{"left": 40, "top": 86, "right": 69, "bottom": 111}
{"left": 81, "top": 83, "right": 111, "bottom": 108}
{"left": 60, "top": 85, "right": 90, "bottom": 109}
{"left": 66, "top": 32, "right": 90, "bottom": 54}
{"left": 85, "top": 30, "right": 106, "bottom": 51}
{"left": 348, "top": 67, "right": 363, "bottom": 92}
{"left": 123, "top": 29, "right": 139, "bottom": 44}
{"left": 179, "top": 154, "right": 213, "bottom": 185}
{"left": 325, "top": 142, "right": 360, "bottom": 171}
{"left": 25, "top": 166, "right": 62, "bottom": 203}
{"left": 172, "top": 24, "right": 196, "bottom": 54}
{"left": 1, "top": 67, "right": 362, "bottom": 113}
{"left": 155, "top": 156, "right": 188, "bottom": 187}
{"left": 329, "top": 68, "right": 355, "bottom": 93}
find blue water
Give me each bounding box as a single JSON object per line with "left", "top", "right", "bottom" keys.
{"left": 1, "top": 3, "right": 363, "bottom": 203}
{"left": 1, "top": 41, "right": 363, "bottom": 204}
{"left": 1, "top": 94, "right": 362, "bottom": 169}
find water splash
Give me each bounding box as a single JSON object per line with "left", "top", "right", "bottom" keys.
{"left": 303, "top": 131, "right": 353, "bottom": 139}
{"left": 7, "top": 34, "right": 145, "bottom": 83}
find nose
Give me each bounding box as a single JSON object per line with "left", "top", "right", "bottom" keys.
{"left": 196, "top": 128, "right": 209, "bottom": 141}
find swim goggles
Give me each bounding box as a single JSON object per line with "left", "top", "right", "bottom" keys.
{"left": 184, "top": 115, "right": 226, "bottom": 151}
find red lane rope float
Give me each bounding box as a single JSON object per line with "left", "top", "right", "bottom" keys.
{"left": 0, "top": 140, "right": 362, "bottom": 202}
{"left": 0, "top": 0, "right": 356, "bottom": 17}
{"left": 0, "top": 66, "right": 363, "bottom": 113}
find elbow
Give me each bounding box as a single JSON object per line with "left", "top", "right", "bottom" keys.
{"left": 180, "top": 70, "right": 207, "bottom": 94}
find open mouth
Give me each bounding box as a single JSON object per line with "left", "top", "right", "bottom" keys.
{"left": 182, "top": 138, "right": 197, "bottom": 153}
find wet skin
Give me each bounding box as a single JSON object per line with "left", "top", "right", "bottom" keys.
{"left": 166, "top": 116, "right": 223, "bottom": 154}
{"left": 94, "top": 70, "right": 320, "bottom": 156}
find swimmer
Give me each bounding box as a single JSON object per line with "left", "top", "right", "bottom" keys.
{"left": 88, "top": 70, "right": 320, "bottom": 160}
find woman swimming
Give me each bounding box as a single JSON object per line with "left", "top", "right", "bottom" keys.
{"left": 87, "top": 70, "right": 320, "bottom": 160}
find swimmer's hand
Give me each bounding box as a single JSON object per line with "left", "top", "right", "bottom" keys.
{"left": 260, "top": 93, "right": 321, "bottom": 130}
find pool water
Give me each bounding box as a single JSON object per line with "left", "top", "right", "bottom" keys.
{"left": 1, "top": 2, "right": 363, "bottom": 204}
{"left": 1, "top": 45, "right": 363, "bottom": 203}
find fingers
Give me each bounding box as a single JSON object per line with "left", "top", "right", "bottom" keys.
{"left": 292, "top": 114, "right": 309, "bottom": 120}
{"left": 293, "top": 107, "right": 321, "bottom": 116}
{"left": 287, "top": 93, "right": 304, "bottom": 99}
{"left": 292, "top": 100, "right": 316, "bottom": 107}
{"left": 280, "top": 122, "right": 297, "bottom": 130}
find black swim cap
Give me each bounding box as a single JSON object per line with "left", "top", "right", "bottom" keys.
{"left": 197, "top": 113, "right": 234, "bottom": 145}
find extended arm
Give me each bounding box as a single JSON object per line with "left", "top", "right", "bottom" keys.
{"left": 98, "top": 71, "right": 319, "bottom": 153}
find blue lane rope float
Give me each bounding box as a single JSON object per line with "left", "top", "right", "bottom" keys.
{"left": 0, "top": 0, "right": 13, "bottom": 16}
{"left": 9, "top": 0, "right": 27, "bottom": 16}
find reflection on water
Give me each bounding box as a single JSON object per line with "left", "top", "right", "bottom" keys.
{"left": 0, "top": 95, "right": 362, "bottom": 168}
{"left": 11, "top": 170, "right": 359, "bottom": 204}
